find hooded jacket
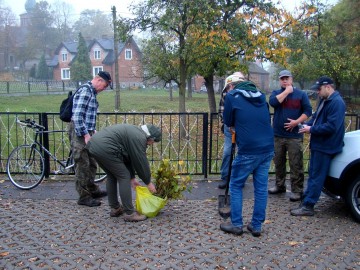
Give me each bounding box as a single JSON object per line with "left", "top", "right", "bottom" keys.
{"left": 223, "top": 81, "right": 274, "bottom": 155}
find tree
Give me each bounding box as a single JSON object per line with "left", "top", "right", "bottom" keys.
{"left": 51, "top": 0, "right": 76, "bottom": 42}
{"left": 287, "top": 0, "right": 360, "bottom": 90}
{"left": 120, "top": 0, "right": 212, "bottom": 114}
{"left": 36, "top": 54, "right": 49, "bottom": 79}
{"left": 26, "top": 1, "right": 60, "bottom": 55}
{"left": 73, "top": 9, "right": 113, "bottom": 39}
{"left": 70, "top": 32, "right": 92, "bottom": 82}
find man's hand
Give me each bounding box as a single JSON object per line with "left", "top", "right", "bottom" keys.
{"left": 284, "top": 118, "right": 297, "bottom": 131}
{"left": 147, "top": 182, "right": 157, "bottom": 194}
{"left": 298, "top": 125, "right": 310, "bottom": 134}
{"left": 130, "top": 178, "right": 140, "bottom": 189}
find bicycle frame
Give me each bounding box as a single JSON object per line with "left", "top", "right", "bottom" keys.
{"left": 18, "top": 119, "right": 73, "bottom": 175}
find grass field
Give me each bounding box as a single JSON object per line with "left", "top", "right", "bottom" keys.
{"left": 0, "top": 88, "right": 357, "bottom": 114}
{"left": 0, "top": 89, "right": 220, "bottom": 113}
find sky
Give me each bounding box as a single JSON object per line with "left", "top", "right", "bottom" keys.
{"left": 4, "top": 0, "right": 339, "bottom": 23}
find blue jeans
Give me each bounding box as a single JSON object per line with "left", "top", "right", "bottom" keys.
{"left": 220, "top": 125, "right": 232, "bottom": 183}
{"left": 303, "top": 150, "right": 333, "bottom": 207}
{"left": 230, "top": 152, "right": 274, "bottom": 230}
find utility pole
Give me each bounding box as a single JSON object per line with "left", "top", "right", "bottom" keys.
{"left": 112, "top": 6, "right": 120, "bottom": 110}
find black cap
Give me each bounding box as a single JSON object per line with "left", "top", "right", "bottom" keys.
{"left": 310, "top": 76, "right": 334, "bottom": 90}
{"left": 98, "top": 71, "right": 113, "bottom": 89}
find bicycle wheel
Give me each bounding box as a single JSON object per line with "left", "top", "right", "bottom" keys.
{"left": 6, "top": 145, "right": 45, "bottom": 190}
{"left": 66, "top": 151, "right": 106, "bottom": 182}
{"left": 94, "top": 166, "right": 107, "bottom": 183}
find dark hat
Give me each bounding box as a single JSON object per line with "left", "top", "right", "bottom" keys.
{"left": 98, "top": 71, "right": 113, "bottom": 89}
{"left": 146, "top": 124, "right": 162, "bottom": 142}
{"left": 279, "top": 70, "right": 292, "bottom": 78}
{"left": 310, "top": 76, "right": 334, "bottom": 90}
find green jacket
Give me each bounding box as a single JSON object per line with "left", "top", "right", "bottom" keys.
{"left": 89, "top": 124, "right": 152, "bottom": 184}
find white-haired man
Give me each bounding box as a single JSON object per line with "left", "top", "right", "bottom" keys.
{"left": 218, "top": 72, "right": 245, "bottom": 189}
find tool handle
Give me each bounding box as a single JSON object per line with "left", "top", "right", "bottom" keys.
{"left": 231, "top": 130, "right": 236, "bottom": 143}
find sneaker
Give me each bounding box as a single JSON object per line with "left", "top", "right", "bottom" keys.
{"left": 77, "top": 197, "right": 101, "bottom": 207}
{"left": 92, "top": 190, "right": 107, "bottom": 198}
{"left": 268, "top": 186, "right": 286, "bottom": 194}
{"left": 289, "top": 192, "right": 302, "bottom": 202}
{"left": 290, "top": 205, "right": 314, "bottom": 216}
{"left": 220, "top": 222, "right": 243, "bottom": 236}
{"left": 110, "top": 206, "right": 124, "bottom": 217}
{"left": 247, "top": 224, "right": 261, "bottom": 237}
{"left": 123, "top": 212, "right": 147, "bottom": 222}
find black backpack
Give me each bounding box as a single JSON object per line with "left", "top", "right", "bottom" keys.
{"left": 59, "top": 84, "right": 90, "bottom": 122}
{"left": 59, "top": 90, "right": 77, "bottom": 122}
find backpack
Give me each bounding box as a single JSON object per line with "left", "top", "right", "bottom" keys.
{"left": 59, "top": 90, "right": 77, "bottom": 122}
{"left": 59, "top": 84, "right": 90, "bottom": 122}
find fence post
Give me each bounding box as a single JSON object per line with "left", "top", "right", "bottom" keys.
{"left": 202, "top": 113, "right": 208, "bottom": 178}
{"left": 28, "top": 82, "right": 30, "bottom": 93}
{"left": 40, "top": 113, "right": 50, "bottom": 178}
{"left": 46, "top": 81, "right": 49, "bottom": 92}
{"left": 7, "top": 82, "right": 9, "bottom": 94}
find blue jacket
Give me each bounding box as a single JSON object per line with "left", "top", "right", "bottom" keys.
{"left": 269, "top": 87, "right": 312, "bottom": 138}
{"left": 307, "top": 91, "right": 345, "bottom": 155}
{"left": 223, "top": 81, "right": 274, "bottom": 155}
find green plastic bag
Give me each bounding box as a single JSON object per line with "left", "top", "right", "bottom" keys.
{"left": 135, "top": 186, "right": 167, "bottom": 218}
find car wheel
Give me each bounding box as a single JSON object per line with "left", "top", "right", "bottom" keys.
{"left": 345, "top": 175, "right": 360, "bottom": 223}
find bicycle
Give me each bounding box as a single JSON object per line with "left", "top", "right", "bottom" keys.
{"left": 6, "top": 118, "right": 106, "bottom": 190}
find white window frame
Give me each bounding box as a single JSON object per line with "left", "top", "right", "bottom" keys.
{"left": 94, "top": 49, "right": 101, "bottom": 60}
{"left": 125, "top": 49, "right": 132, "bottom": 60}
{"left": 61, "top": 52, "right": 68, "bottom": 62}
{"left": 93, "top": 66, "right": 103, "bottom": 77}
{"left": 61, "top": 68, "right": 70, "bottom": 80}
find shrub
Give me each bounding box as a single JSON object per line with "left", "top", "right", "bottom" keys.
{"left": 152, "top": 159, "right": 192, "bottom": 200}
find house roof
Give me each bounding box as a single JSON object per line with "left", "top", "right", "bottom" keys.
{"left": 248, "top": 62, "right": 269, "bottom": 75}
{"left": 50, "top": 37, "right": 141, "bottom": 68}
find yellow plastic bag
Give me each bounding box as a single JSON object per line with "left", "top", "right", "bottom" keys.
{"left": 135, "top": 186, "right": 167, "bottom": 218}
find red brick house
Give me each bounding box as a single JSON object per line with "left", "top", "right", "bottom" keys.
{"left": 50, "top": 37, "right": 143, "bottom": 87}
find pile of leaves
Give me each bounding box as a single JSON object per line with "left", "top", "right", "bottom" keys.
{"left": 152, "top": 159, "right": 192, "bottom": 200}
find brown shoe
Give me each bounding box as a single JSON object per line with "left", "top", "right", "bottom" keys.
{"left": 268, "top": 186, "right": 286, "bottom": 194}
{"left": 110, "top": 206, "right": 124, "bottom": 217}
{"left": 123, "top": 211, "right": 147, "bottom": 222}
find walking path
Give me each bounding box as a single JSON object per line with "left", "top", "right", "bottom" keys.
{"left": 0, "top": 177, "right": 359, "bottom": 269}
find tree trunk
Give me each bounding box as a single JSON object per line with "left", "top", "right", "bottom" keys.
{"left": 204, "top": 75, "right": 217, "bottom": 114}
{"left": 187, "top": 77, "right": 192, "bottom": 99}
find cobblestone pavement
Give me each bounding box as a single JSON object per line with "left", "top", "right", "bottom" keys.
{"left": 0, "top": 177, "right": 359, "bottom": 270}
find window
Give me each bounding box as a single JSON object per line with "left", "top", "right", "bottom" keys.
{"left": 62, "top": 52, "right": 67, "bottom": 62}
{"left": 93, "top": 66, "right": 103, "bottom": 76}
{"left": 61, "top": 68, "right": 70, "bottom": 80}
{"left": 125, "top": 49, "right": 132, "bottom": 60}
{"left": 94, "top": 50, "right": 101, "bottom": 59}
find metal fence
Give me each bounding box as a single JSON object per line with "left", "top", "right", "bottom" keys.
{"left": 0, "top": 80, "right": 79, "bottom": 95}
{"left": 0, "top": 112, "right": 359, "bottom": 178}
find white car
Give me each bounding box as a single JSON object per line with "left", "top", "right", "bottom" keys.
{"left": 324, "top": 130, "right": 360, "bottom": 222}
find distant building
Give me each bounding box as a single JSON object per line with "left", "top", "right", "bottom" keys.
{"left": 50, "top": 37, "right": 143, "bottom": 87}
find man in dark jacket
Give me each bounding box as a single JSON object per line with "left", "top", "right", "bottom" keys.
{"left": 220, "top": 81, "right": 274, "bottom": 237}
{"left": 268, "top": 70, "right": 312, "bottom": 202}
{"left": 291, "top": 76, "right": 346, "bottom": 216}
{"left": 87, "top": 124, "right": 162, "bottom": 222}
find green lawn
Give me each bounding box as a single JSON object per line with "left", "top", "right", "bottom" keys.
{"left": 0, "top": 89, "right": 219, "bottom": 113}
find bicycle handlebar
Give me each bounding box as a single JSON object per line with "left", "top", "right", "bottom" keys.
{"left": 17, "top": 118, "right": 45, "bottom": 130}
